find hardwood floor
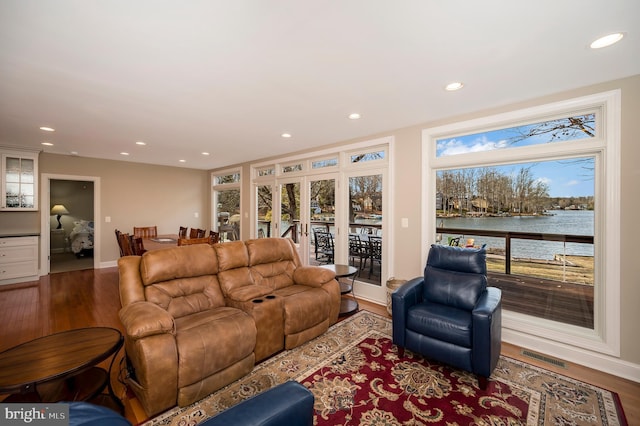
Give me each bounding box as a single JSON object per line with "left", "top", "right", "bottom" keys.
{"left": 1, "top": 267, "right": 638, "bottom": 424}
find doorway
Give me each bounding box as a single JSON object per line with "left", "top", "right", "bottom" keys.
{"left": 40, "top": 174, "right": 101, "bottom": 275}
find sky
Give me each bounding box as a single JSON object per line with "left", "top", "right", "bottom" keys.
{"left": 436, "top": 116, "right": 595, "bottom": 198}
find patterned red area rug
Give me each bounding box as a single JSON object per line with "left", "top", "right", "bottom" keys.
{"left": 303, "top": 333, "right": 530, "bottom": 424}
{"left": 144, "top": 311, "right": 627, "bottom": 426}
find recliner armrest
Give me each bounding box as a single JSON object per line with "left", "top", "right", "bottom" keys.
{"left": 473, "top": 286, "right": 501, "bottom": 317}
{"left": 293, "top": 266, "right": 336, "bottom": 288}
{"left": 119, "top": 301, "right": 175, "bottom": 339}
{"left": 472, "top": 287, "right": 502, "bottom": 377}
{"left": 391, "top": 277, "right": 424, "bottom": 346}
{"left": 201, "top": 381, "right": 314, "bottom": 426}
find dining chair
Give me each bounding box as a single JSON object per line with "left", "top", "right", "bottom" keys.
{"left": 189, "top": 228, "right": 206, "bottom": 238}
{"left": 179, "top": 226, "right": 188, "bottom": 238}
{"left": 118, "top": 232, "right": 135, "bottom": 256}
{"left": 178, "top": 236, "right": 210, "bottom": 246}
{"left": 132, "top": 237, "right": 147, "bottom": 255}
{"left": 115, "top": 229, "right": 125, "bottom": 257}
{"left": 133, "top": 226, "right": 158, "bottom": 239}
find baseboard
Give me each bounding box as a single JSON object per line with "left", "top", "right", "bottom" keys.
{"left": 100, "top": 260, "right": 118, "bottom": 268}
{"left": 0, "top": 275, "right": 39, "bottom": 286}
{"left": 503, "top": 328, "right": 640, "bottom": 383}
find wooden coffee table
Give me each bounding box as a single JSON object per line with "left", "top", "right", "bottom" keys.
{"left": 0, "top": 327, "right": 124, "bottom": 412}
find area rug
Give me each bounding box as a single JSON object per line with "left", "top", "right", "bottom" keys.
{"left": 143, "top": 311, "right": 627, "bottom": 426}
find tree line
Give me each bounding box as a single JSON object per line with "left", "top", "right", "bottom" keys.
{"left": 437, "top": 166, "right": 592, "bottom": 215}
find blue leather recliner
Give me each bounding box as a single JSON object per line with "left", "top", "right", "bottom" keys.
{"left": 392, "top": 244, "right": 502, "bottom": 389}
{"left": 68, "top": 381, "right": 314, "bottom": 426}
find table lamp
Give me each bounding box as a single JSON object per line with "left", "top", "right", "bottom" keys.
{"left": 51, "top": 204, "right": 69, "bottom": 229}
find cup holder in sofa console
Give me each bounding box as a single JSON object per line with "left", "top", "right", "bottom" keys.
{"left": 265, "top": 295, "right": 276, "bottom": 300}
{"left": 252, "top": 299, "right": 263, "bottom": 303}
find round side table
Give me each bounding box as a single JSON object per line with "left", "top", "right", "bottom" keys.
{"left": 321, "top": 264, "right": 359, "bottom": 316}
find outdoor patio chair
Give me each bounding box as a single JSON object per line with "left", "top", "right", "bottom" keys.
{"left": 367, "top": 235, "right": 382, "bottom": 278}
{"left": 349, "top": 234, "right": 369, "bottom": 273}
{"left": 313, "top": 229, "right": 334, "bottom": 264}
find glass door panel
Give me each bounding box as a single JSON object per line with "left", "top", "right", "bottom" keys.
{"left": 280, "top": 182, "right": 301, "bottom": 245}
{"left": 256, "top": 184, "right": 273, "bottom": 238}
{"left": 348, "top": 173, "right": 383, "bottom": 285}
{"left": 308, "top": 178, "right": 336, "bottom": 265}
{"left": 216, "top": 188, "right": 241, "bottom": 241}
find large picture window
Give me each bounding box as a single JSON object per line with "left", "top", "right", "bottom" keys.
{"left": 423, "top": 91, "right": 620, "bottom": 357}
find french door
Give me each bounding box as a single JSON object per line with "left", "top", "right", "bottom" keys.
{"left": 251, "top": 140, "right": 390, "bottom": 305}
{"left": 273, "top": 174, "right": 338, "bottom": 265}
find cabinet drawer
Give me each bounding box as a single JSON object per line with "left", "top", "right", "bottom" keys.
{"left": 0, "top": 245, "right": 38, "bottom": 263}
{"left": 0, "top": 236, "right": 39, "bottom": 247}
{"left": 0, "top": 260, "right": 38, "bottom": 280}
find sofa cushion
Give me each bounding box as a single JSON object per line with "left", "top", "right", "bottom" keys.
{"left": 250, "top": 262, "right": 296, "bottom": 290}
{"left": 278, "top": 287, "right": 330, "bottom": 335}
{"left": 406, "top": 302, "right": 472, "bottom": 348}
{"left": 175, "top": 307, "right": 256, "bottom": 387}
{"left": 246, "top": 238, "right": 300, "bottom": 266}
{"left": 141, "top": 244, "right": 218, "bottom": 284}
{"left": 145, "top": 275, "right": 226, "bottom": 318}
{"left": 216, "top": 240, "right": 250, "bottom": 271}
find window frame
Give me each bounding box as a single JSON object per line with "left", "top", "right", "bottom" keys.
{"left": 422, "top": 90, "right": 621, "bottom": 357}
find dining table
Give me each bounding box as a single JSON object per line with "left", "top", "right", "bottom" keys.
{"left": 143, "top": 234, "right": 179, "bottom": 251}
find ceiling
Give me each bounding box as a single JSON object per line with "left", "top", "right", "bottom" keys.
{"left": 1, "top": 1, "right": 638, "bottom": 170}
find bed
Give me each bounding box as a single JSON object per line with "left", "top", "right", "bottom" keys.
{"left": 69, "top": 220, "right": 94, "bottom": 258}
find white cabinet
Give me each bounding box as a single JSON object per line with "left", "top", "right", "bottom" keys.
{"left": 0, "top": 236, "right": 39, "bottom": 284}
{"left": 1, "top": 148, "right": 39, "bottom": 211}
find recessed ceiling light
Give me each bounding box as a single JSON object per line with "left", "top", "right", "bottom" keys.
{"left": 590, "top": 32, "right": 624, "bottom": 49}
{"left": 281, "top": 133, "right": 292, "bottom": 138}
{"left": 41, "top": 142, "right": 54, "bottom": 146}
{"left": 135, "top": 141, "right": 146, "bottom": 146}
{"left": 179, "top": 159, "right": 186, "bottom": 163}
{"left": 348, "top": 113, "right": 361, "bottom": 120}
{"left": 70, "top": 151, "right": 78, "bottom": 156}
{"left": 202, "top": 152, "right": 210, "bottom": 156}
{"left": 40, "top": 126, "right": 55, "bottom": 132}
{"left": 445, "top": 82, "right": 464, "bottom": 91}
{"left": 120, "top": 152, "right": 129, "bottom": 156}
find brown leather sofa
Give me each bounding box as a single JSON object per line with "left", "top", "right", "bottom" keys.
{"left": 118, "top": 237, "right": 340, "bottom": 416}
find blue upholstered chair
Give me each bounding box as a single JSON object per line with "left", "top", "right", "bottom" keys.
{"left": 392, "top": 244, "right": 502, "bottom": 389}
{"left": 68, "top": 381, "right": 313, "bottom": 426}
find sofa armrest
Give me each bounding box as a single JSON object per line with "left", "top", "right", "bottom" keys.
{"left": 293, "top": 266, "right": 336, "bottom": 288}
{"left": 472, "top": 287, "right": 502, "bottom": 377}
{"left": 391, "top": 276, "right": 424, "bottom": 347}
{"left": 119, "top": 301, "right": 175, "bottom": 339}
{"left": 201, "top": 381, "right": 314, "bottom": 426}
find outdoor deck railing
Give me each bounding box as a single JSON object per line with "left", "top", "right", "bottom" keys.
{"left": 436, "top": 226, "right": 594, "bottom": 275}
{"left": 258, "top": 220, "right": 382, "bottom": 243}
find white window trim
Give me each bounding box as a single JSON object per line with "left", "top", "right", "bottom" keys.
{"left": 422, "top": 91, "right": 621, "bottom": 365}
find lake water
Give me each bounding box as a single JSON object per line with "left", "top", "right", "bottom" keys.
{"left": 439, "top": 209, "right": 594, "bottom": 259}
